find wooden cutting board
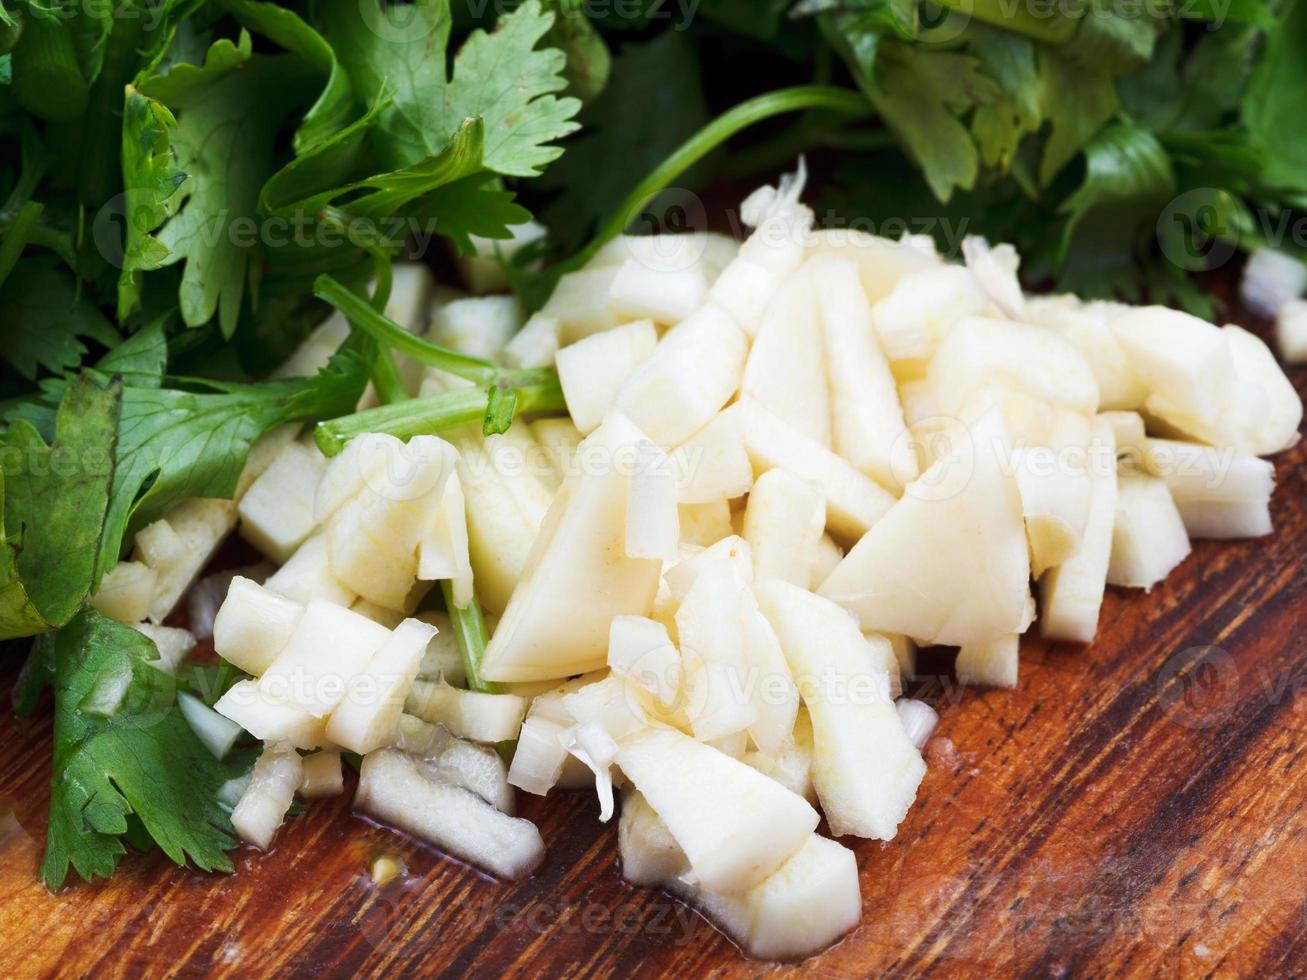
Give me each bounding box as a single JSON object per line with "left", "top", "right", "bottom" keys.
{"left": 1, "top": 346, "right": 1303, "bottom": 979}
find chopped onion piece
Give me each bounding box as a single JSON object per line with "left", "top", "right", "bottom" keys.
{"left": 179, "top": 692, "right": 245, "bottom": 759}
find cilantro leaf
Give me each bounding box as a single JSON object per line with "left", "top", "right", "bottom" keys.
{"left": 0, "top": 257, "right": 120, "bottom": 379}
{"left": 866, "top": 43, "right": 1001, "bottom": 201}
{"left": 40, "top": 610, "right": 246, "bottom": 889}
{"left": 125, "top": 35, "right": 318, "bottom": 334}
{"left": 1037, "top": 49, "right": 1119, "bottom": 187}
{"left": 0, "top": 373, "right": 120, "bottom": 640}
{"left": 1243, "top": 0, "right": 1307, "bottom": 193}
{"left": 541, "top": 0, "right": 611, "bottom": 105}
{"left": 93, "top": 350, "right": 368, "bottom": 581}
{"left": 1056, "top": 121, "right": 1176, "bottom": 297}
{"left": 326, "top": 0, "right": 580, "bottom": 177}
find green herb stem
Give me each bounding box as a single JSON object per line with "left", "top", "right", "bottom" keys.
{"left": 10, "top": 14, "right": 89, "bottom": 122}
{"left": 0, "top": 200, "right": 42, "bottom": 288}
{"left": 315, "top": 274, "right": 499, "bottom": 386}
{"left": 562, "top": 84, "right": 870, "bottom": 274}
{"left": 440, "top": 582, "right": 500, "bottom": 695}
{"left": 313, "top": 377, "right": 565, "bottom": 455}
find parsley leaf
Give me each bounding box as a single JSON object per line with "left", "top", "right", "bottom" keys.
{"left": 0, "top": 373, "right": 120, "bottom": 640}
{"left": 325, "top": 0, "right": 580, "bottom": 177}
{"left": 1243, "top": 0, "right": 1307, "bottom": 193}
{"left": 0, "top": 257, "right": 120, "bottom": 379}
{"left": 39, "top": 609, "right": 246, "bottom": 889}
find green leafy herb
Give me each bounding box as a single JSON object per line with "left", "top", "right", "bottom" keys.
{"left": 35, "top": 610, "right": 247, "bottom": 889}
{"left": 0, "top": 374, "right": 120, "bottom": 640}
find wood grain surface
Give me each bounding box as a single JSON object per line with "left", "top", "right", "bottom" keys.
{"left": 0, "top": 331, "right": 1303, "bottom": 979}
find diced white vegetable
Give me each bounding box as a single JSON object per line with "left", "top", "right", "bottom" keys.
{"left": 418, "top": 728, "right": 516, "bottom": 815}
{"left": 299, "top": 750, "right": 344, "bottom": 798}
{"left": 758, "top": 581, "right": 924, "bottom": 839}
{"left": 1040, "top": 417, "right": 1118, "bottom": 642}
{"left": 1276, "top": 298, "right": 1307, "bottom": 364}
{"left": 739, "top": 398, "right": 896, "bottom": 542}
{"left": 956, "top": 633, "right": 1020, "bottom": 688}
{"left": 618, "top": 789, "right": 690, "bottom": 887}
{"left": 613, "top": 726, "right": 818, "bottom": 893}
{"left": 405, "top": 679, "right": 527, "bottom": 742}
{"left": 871, "top": 265, "right": 991, "bottom": 377}
{"left": 668, "top": 406, "right": 753, "bottom": 504}
{"left": 264, "top": 531, "right": 357, "bottom": 607}
{"left": 414, "top": 611, "right": 465, "bottom": 685}
{"left": 237, "top": 440, "right": 327, "bottom": 563}
{"left": 427, "top": 295, "right": 523, "bottom": 363}
{"left": 563, "top": 721, "right": 621, "bottom": 821}
{"left": 136, "top": 498, "right": 238, "bottom": 623}
{"left": 616, "top": 305, "right": 749, "bottom": 449}
{"left": 1107, "top": 474, "right": 1191, "bottom": 589}
{"left": 607, "top": 616, "right": 682, "bottom": 710}
{"left": 480, "top": 414, "right": 662, "bottom": 682}
{"left": 740, "top": 593, "right": 800, "bottom": 757}
{"left": 189, "top": 564, "right": 272, "bottom": 641}
{"left": 350, "top": 598, "right": 406, "bottom": 629}
{"left": 235, "top": 424, "right": 301, "bottom": 499}
{"left": 741, "top": 264, "right": 831, "bottom": 447}
{"left": 529, "top": 417, "right": 583, "bottom": 482}
{"left": 507, "top": 712, "right": 570, "bottom": 795}
{"left": 1139, "top": 438, "right": 1275, "bottom": 502}
{"left": 896, "top": 699, "right": 938, "bottom": 751}
{"left": 665, "top": 535, "right": 752, "bottom": 598}
{"left": 610, "top": 259, "right": 709, "bottom": 325}
{"left": 454, "top": 432, "right": 552, "bottom": 614}
{"left": 813, "top": 255, "right": 918, "bottom": 490}
{"left": 962, "top": 237, "right": 1024, "bottom": 320}
{"left": 560, "top": 673, "right": 649, "bottom": 742}
{"left": 1112, "top": 306, "right": 1264, "bottom": 451}
{"left": 819, "top": 411, "right": 1030, "bottom": 645}
{"left": 135, "top": 623, "right": 195, "bottom": 674}
{"left": 676, "top": 559, "right": 757, "bottom": 741}
{"left": 213, "top": 576, "right": 306, "bottom": 675}
{"left": 313, "top": 432, "right": 398, "bottom": 522}
{"left": 232, "top": 743, "right": 303, "bottom": 850}
{"left": 556, "top": 320, "right": 658, "bottom": 434}
{"left": 357, "top": 749, "right": 544, "bottom": 880}
{"left": 806, "top": 227, "right": 941, "bottom": 304}
{"left": 929, "top": 316, "right": 1100, "bottom": 418}
{"left": 811, "top": 534, "right": 843, "bottom": 587}
{"left": 1224, "top": 324, "right": 1302, "bottom": 454}
{"left": 625, "top": 438, "right": 680, "bottom": 560}
{"left": 619, "top": 789, "right": 862, "bottom": 962}
{"left": 178, "top": 691, "right": 244, "bottom": 759}
{"left": 1240, "top": 247, "right": 1306, "bottom": 319}
{"left": 502, "top": 312, "right": 561, "bottom": 370}
{"left": 417, "top": 470, "right": 473, "bottom": 609}
{"left": 1135, "top": 438, "right": 1275, "bottom": 539}
{"left": 214, "top": 681, "right": 326, "bottom": 749}
{"left": 259, "top": 599, "right": 392, "bottom": 718}
{"left": 90, "top": 561, "right": 158, "bottom": 623}
{"left": 326, "top": 618, "right": 437, "bottom": 754}
{"left": 457, "top": 219, "right": 546, "bottom": 295}
{"left": 678, "top": 499, "right": 733, "bottom": 547}
{"left": 542, "top": 266, "right": 620, "bottom": 343}
{"left": 743, "top": 708, "right": 815, "bottom": 802}
{"left": 742, "top": 466, "right": 825, "bottom": 588}
{"left": 590, "top": 232, "right": 739, "bottom": 280}
{"left": 1172, "top": 498, "right": 1272, "bottom": 539}
{"left": 1024, "top": 296, "right": 1145, "bottom": 410}
{"left": 1101, "top": 410, "right": 1147, "bottom": 465}
{"left": 681, "top": 834, "right": 863, "bottom": 962}
{"left": 1012, "top": 446, "right": 1092, "bottom": 578}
